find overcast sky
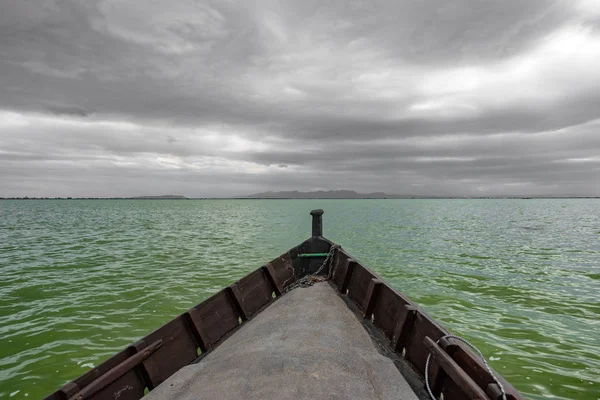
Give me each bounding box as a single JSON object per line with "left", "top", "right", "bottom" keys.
{"left": 1, "top": 0, "right": 600, "bottom": 197}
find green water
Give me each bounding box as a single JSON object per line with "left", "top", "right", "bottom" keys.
{"left": 1, "top": 199, "right": 599, "bottom": 399}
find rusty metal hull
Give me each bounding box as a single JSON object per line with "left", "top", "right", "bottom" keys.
{"left": 43, "top": 214, "right": 524, "bottom": 400}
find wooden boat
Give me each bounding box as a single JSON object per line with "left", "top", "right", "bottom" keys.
{"left": 44, "top": 210, "right": 524, "bottom": 400}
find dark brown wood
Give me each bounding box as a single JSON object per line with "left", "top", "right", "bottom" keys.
{"left": 71, "top": 348, "right": 136, "bottom": 392}
{"left": 441, "top": 378, "right": 469, "bottom": 400}
{"left": 261, "top": 265, "right": 281, "bottom": 297}
{"left": 183, "top": 311, "right": 206, "bottom": 353}
{"left": 363, "top": 278, "right": 382, "bottom": 319}
{"left": 80, "top": 369, "right": 147, "bottom": 400}
{"left": 265, "top": 252, "right": 295, "bottom": 292}
{"left": 230, "top": 268, "right": 273, "bottom": 318}
{"left": 347, "top": 264, "right": 376, "bottom": 310}
{"left": 391, "top": 304, "right": 418, "bottom": 352}
{"left": 187, "top": 289, "right": 240, "bottom": 349}
{"left": 404, "top": 313, "right": 446, "bottom": 374}
{"left": 430, "top": 337, "right": 457, "bottom": 397}
{"left": 486, "top": 383, "right": 505, "bottom": 400}
{"left": 332, "top": 251, "right": 350, "bottom": 289}
{"left": 372, "top": 284, "right": 411, "bottom": 340}
{"left": 138, "top": 315, "right": 199, "bottom": 387}
{"left": 340, "top": 259, "right": 357, "bottom": 294}
{"left": 56, "top": 382, "right": 81, "bottom": 399}
{"left": 45, "top": 347, "right": 142, "bottom": 400}
{"left": 226, "top": 285, "right": 248, "bottom": 321}
{"left": 68, "top": 340, "right": 162, "bottom": 400}
{"left": 302, "top": 238, "right": 332, "bottom": 274}
{"left": 423, "top": 336, "right": 489, "bottom": 400}
{"left": 448, "top": 343, "right": 522, "bottom": 400}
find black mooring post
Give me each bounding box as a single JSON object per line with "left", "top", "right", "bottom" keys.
{"left": 310, "top": 209, "right": 324, "bottom": 237}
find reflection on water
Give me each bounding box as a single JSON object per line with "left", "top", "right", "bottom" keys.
{"left": 0, "top": 199, "right": 599, "bottom": 399}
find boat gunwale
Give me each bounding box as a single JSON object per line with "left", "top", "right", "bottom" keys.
{"left": 328, "top": 245, "right": 523, "bottom": 400}
{"left": 43, "top": 219, "right": 525, "bottom": 400}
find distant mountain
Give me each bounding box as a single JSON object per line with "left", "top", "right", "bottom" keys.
{"left": 129, "top": 195, "right": 186, "bottom": 199}
{"left": 240, "top": 190, "right": 414, "bottom": 199}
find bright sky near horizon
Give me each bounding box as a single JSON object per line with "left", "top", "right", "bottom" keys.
{"left": 1, "top": 0, "right": 599, "bottom": 197}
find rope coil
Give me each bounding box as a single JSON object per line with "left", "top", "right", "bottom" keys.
{"left": 424, "top": 334, "right": 507, "bottom": 400}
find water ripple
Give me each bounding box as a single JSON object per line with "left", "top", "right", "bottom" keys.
{"left": 1, "top": 199, "right": 599, "bottom": 399}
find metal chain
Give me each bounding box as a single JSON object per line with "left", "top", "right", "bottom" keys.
{"left": 424, "top": 334, "right": 507, "bottom": 400}
{"left": 284, "top": 247, "right": 506, "bottom": 400}
{"left": 283, "top": 245, "right": 340, "bottom": 293}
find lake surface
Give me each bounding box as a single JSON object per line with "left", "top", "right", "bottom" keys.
{"left": 1, "top": 199, "right": 599, "bottom": 399}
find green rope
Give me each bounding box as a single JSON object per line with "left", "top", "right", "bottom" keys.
{"left": 298, "top": 253, "right": 329, "bottom": 258}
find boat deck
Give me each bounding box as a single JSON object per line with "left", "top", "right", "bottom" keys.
{"left": 44, "top": 210, "right": 524, "bottom": 400}
{"left": 147, "top": 282, "right": 419, "bottom": 400}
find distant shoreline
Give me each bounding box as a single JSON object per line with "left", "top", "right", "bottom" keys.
{"left": 3, "top": 189, "right": 599, "bottom": 200}
{"left": 2, "top": 196, "right": 599, "bottom": 200}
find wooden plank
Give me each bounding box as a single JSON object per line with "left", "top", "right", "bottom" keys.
{"left": 265, "top": 252, "right": 295, "bottom": 292}
{"left": 441, "top": 379, "right": 469, "bottom": 400}
{"left": 230, "top": 268, "right": 273, "bottom": 318}
{"left": 447, "top": 343, "right": 522, "bottom": 400}
{"left": 486, "top": 383, "right": 507, "bottom": 400}
{"left": 48, "top": 348, "right": 140, "bottom": 400}
{"left": 424, "top": 337, "right": 489, "bottom": 400}
{"left": 340, "top": 259, "right": 357, "bottom": 294}
{"left": 71, "top": 348, "right": 135, "bottom": 391}
{"left": 347, "top": 264, "right": 376, "bottom": 310}
{"left": 72, "top": 369, "right": 147, "bottom": 400}
{"left": 68, "top": 340, "right": 162, "bottom": 400}
{"left": 391, "top": 304, "right": 418, "bottom": 352}
{"left": 137, "top": 315, "right": 199, "bottom": 387}
{"left": 363, "top": 279, "right": 382, "bottom": 319}
{"left": 372, "top": 284, "right": 412, "bottom": 340}
{"left": 404, "top": 313, "right": 446, "bottom": 374}
{"left": 44, "top": 382, "right": 80, "bottom": 400}
{"left": 300, "top": 237, "right": 331, "bottom": 275}
{"left": 332, "top": 251, "right": 351, "bottom": 289}
{"left": 261, "top": 265, "right": 281, "bottom": 297}
{"left": 187, "top": 289, "right": 240, "bottom": 349}
{"left": 183, "top": 312, "right": 205, "bottom": 353}
{"left": 226, "top": 286, "right": 247, "bottom": 321}
{"left": 429, "top": 336, "right": 456, "bottom": 397}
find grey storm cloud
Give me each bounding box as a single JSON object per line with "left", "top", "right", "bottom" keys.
{"left": 0, "top": 0, "right": 599, "bottom": 197}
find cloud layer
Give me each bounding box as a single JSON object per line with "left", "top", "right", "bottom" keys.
{"left": 1, "top": 0, "right": 599, "bottom": 197}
